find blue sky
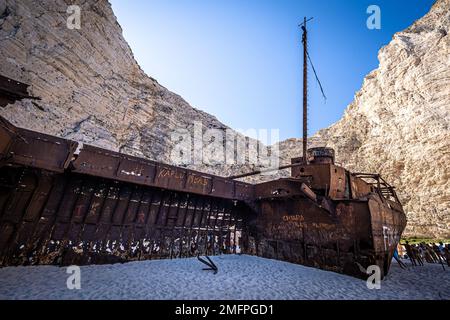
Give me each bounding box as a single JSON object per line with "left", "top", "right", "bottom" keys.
{"left": 110, "top": 0, "right": 434, "bottom": 141}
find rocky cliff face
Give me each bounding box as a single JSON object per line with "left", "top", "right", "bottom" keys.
{"left": 1, "top": 0, "right": 448, "bottom": 237}
{"left": 278, "top": 0, "right": 450, "bottom": 238}
{"left": 0, "top": 0, "right": 265, "bottom": 177}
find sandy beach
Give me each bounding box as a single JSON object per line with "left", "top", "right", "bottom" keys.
{"left": 0, "top": 254, "right": 448, "bottom": 300}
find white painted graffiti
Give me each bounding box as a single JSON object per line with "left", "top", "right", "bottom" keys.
{"left": 382, "top": 226, "right": 399, "bottom": 251}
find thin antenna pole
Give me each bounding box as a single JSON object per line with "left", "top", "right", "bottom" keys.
{"left": 301, "top": 17, "right": 308, "bottom": 164}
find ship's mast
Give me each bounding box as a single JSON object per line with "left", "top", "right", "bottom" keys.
{"left": 301, "top": 17, "right": 308, "bottom": 164}
{"left": 299, "top": 17, "right": 326, "bottom": 164}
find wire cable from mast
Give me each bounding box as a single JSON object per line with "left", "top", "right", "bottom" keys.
{"left": 306, "top": 49, "right": 327, "bottom": 102}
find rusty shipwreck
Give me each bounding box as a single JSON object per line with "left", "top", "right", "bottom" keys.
{"left": 0, "top": 20, "right": 407, "bottom": 279}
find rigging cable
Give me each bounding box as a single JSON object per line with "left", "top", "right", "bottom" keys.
{"left": 305, "top": 49, "right": 327, "bottom": 102}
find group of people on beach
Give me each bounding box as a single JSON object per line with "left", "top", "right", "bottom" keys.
{"left": 394, "top": 241, "right": 450, "bottom": 270}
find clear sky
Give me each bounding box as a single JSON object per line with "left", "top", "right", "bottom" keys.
{"left": 110, "top": 0, "right": 435, "bottom": 142}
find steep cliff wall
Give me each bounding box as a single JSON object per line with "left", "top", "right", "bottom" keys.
{"left": 0, "top": 0, "right": 260, "bottom": 176}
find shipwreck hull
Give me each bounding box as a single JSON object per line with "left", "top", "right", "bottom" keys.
{"left": 0, "top": 113, "right": 406, "bottom": 279}
{"left": 0, "top": 115, "right": 254, "bottom": 266}
{"left": 0, "top": 166, "right": 251, "bottom": 266}
{"left": 252, "top": 195, "right": 406, "bottom": 278}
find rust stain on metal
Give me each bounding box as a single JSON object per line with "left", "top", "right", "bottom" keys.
{"left": 0, "top": 75, "right": 38, "bottom": 107}
{"left": 0, "top": 116, "right": 407, "bottom": 279}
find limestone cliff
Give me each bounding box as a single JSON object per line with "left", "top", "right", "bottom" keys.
{"left": 0, "top": 0, "right": 260, "bottom": 176}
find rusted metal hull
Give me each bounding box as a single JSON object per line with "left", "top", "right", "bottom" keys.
{"left": 0, "top": 167, "right": 250, "bottom": 266}
{"left": 0, "top": 75, "right": 36, "bottom": 107}
{"left": 0, "top": 116, "right": 407, "bottom": 279}
{"left": 0, "top": 116, "right": 253, "bottom": 266}
{"left": 249, "top": 194, "right": 406, "bottom": 278}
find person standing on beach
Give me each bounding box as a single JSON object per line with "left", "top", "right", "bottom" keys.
{"left": 418, "top": 244, "right": 425, "bottom": 261}
{"left": 438, "top": 242, "right": 445, "bottom": 254}
{"left": 397, "top": 243, "right": 406, "bottom": 258}
{"left": 432, "top": 243, "right": 441, "bottom": 259}
{"left": 404, "top": 241, "right": 417, "bottom": 266}
{"left": 427, "top": 243, "right": 439, "bottom": 263}
{"left": 414, "top": 245, "right": 424, "bottom": 266}
{"left": 393, "top": 248, "right": 408, "bottom": 269}
{"left": 419, "top": 243, "right": 431, "bottom": 263}
{"left": 445, "top": 244, "right": 450, "bottom": 267}
{"left": 432, "top": 243, "right": 446, "bottom": 270}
